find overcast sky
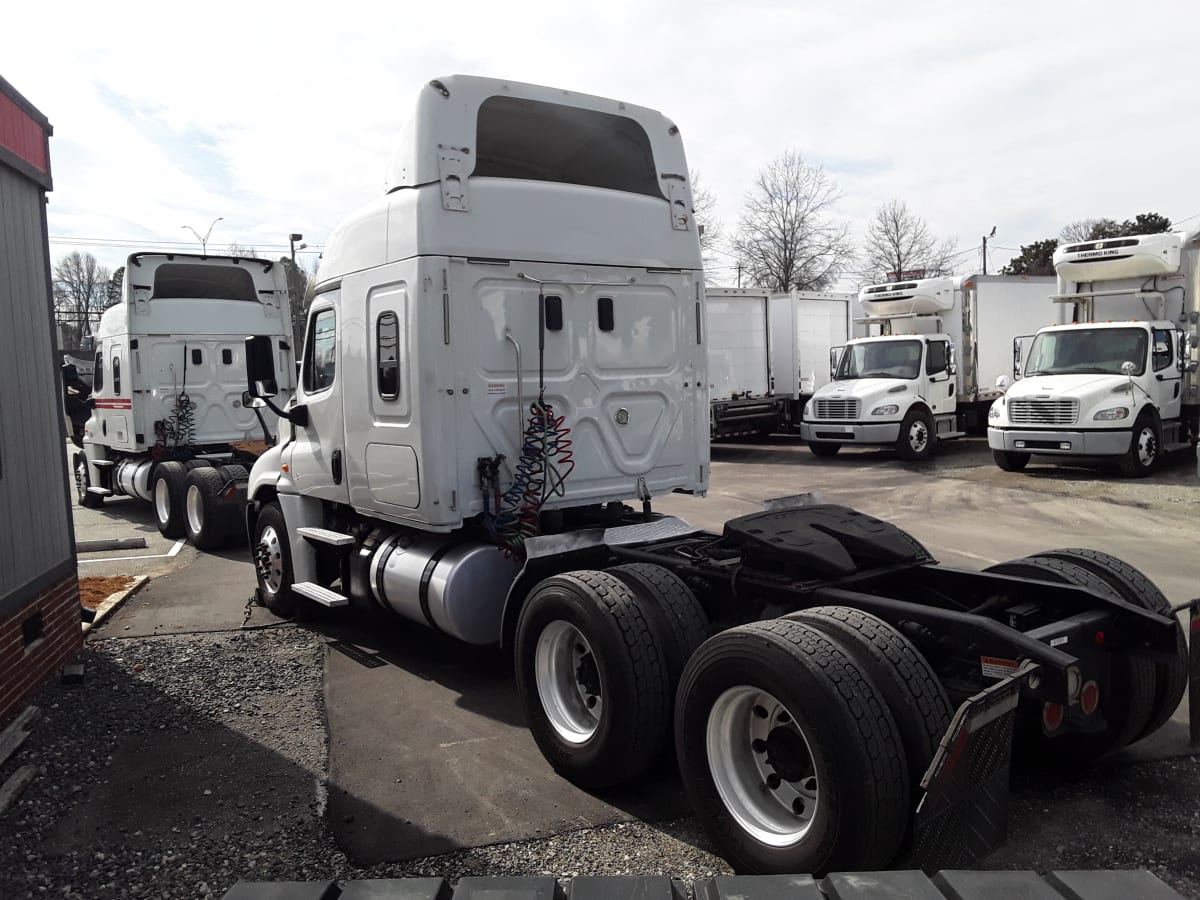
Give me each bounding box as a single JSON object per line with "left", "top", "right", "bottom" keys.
{"left": 6, "top": 0, "right": 1199, "bottom": 287}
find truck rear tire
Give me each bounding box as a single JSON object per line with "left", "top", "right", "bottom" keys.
{"left": 896, "top": 409, "right": 933, "bottom": 461}
{"left": 985, "top": 555, "right": 1156, "bottom": 761}
{"left": 74, "top": 453, "right": 104, "bottom": 509}
{"left": 609, "top": 563, "right": 709, "bottom": 695}
{"left": 808, "top": 442, "right": 841, "bottom": 458}
{"left": 252, "top": 502, "right": 298, "bottom": 617}
{"left": 515, "top": 570, "right": 671, "bottom": 789}
{"left": 1119, "top": 412, "right": 1161, "bottom": 478}
{"left": 184, "top": 466, "right": 232, "bottom": 550}
{"left": 152, "top": 461, "right": 188, "bottom": 539}
{"left": 1029, "top": 548, "right": 1187, "bottom": 742}
{"left": 785, "top": 607, "right": 952, "bottom": 793}
{"left": 992, "top": 449, "right": 1030, "bottom": 472}
{"left": 675, "top": 618, "right": 909, "bottom": 874}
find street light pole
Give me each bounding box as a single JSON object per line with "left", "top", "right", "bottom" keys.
{"left": 182, "top": 217, "right": 223, "bottom": 254}
{"left": 982, "top": 225, "right": 997, "bottom": 275}
{"left": 289, "top": 233, "right": 304, "bottom": 268}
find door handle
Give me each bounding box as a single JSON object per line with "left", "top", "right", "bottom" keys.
{"left": 332, "top": 449, "right": 343, "bottom": 485}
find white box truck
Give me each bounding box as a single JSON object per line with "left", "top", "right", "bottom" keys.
{"left": 240, "top": 75, "right": 1190, "bottom": 876}
{"left": 73, "top": 253, "right": 296, "bottom": 548}
{"left": 705, "top": 287, "right": 789, "bottom": 437}
{"left": 800, "top": 275, "right": 1058, "bottom": 458}
{"left": 770, "top": 289, "right": 854, "bottom": 429}
{"left": 988, "top": 229, "right": 1200, "bottom": 476}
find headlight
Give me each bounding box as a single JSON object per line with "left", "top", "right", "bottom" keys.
{"left": 1093, "top": 407, "right": 1130, "bottom": 421}
{"left": 988, "top": 403, "right": 1001, "bottom": 420}
{"left": 871, "top": 404, "right": 899, "bottom": 416}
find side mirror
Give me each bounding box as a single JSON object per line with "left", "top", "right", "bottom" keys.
{"left": 829, "top": 345, "right": 844, "bottom": 379}
{"left": 245, "top": 335, "right": 278, "bottom": 398}
{"left": 1120, "top": 360, "right": 1137, "bottom": 376}
{"left": 995, "top": 374, "right": 1012, "bottom": 393}
{"left": 947, "top": 343, "right": 958, "bottom": 377}
{"left": 1182, "top": 333, "right": 1199, "bottom": 373}
{"left": 1012, "top": 338, "right": 1023, "bottom": 381}
{"left": 241, "top": 391, "right": 267, "bottom": 409}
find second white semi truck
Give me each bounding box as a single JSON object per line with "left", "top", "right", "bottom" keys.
{"left": 242, "top": 76, "right": 1191, "bottom": 876}
{"left": 988, "top": 229, "right": 1199, "bottom": 476}
{"left": 75, "top": 252, "right": 296, "bottom": 548}
{"left": 800, "top": 275, "right": 1059, "bottom": 459}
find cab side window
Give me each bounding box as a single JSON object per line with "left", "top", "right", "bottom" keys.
{"left": 377, "top": 311, "right": 400, "bottom": 400}
{"left": 926, "top": 341, "right": 948, "bottom": 375}
{"left": 1152, "top": 329, "right": 1173, "bottom": 372}
{"left": 112, "top": 356, "right": 121, "bottom": 395}
{"left": 93, "top": 350, "right": 104, "bottom": 393}
{"left": 303, "top": 309, "right": 337, "bottom": 393}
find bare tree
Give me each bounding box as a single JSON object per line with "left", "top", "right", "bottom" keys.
{"left": 1060, "top": 219, "right": 1102, "bottom": 243}
{"left": 53, "top": 251, "right": 114, "bottom": 337}
{"left": 731, "top": 151, "right": 854, "bottom": 291}
{"left": 860, "top": 199, "right": 958, "bottom": 284}
{"left": 690, "top": 169, "right": 724, "bottom": 281}
{"left": 278, "top": 256, "right": 311, "bottom": 348}
{"left": 225, "top": 242, "right": 260, "bottom": 258}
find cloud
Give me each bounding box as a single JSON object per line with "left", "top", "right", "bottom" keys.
{"left": 4, "top": 0, "right": 1198, "bottom": 280}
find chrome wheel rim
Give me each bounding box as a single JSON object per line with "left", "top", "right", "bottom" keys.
{"left": 75, "top": 458, "right": 88, "bottom": 503}
{"left": 1136, "top": 427, "right": 1157, "bottom": 467}
{"left": 908, "top": 420, "right": 929, "bottom": 453}
{"left": 255, "top": 524, "right": 283, "bottom": 594}
{"left": 535, "top": 620, "right": 602, "bottom": 744}
{"left": 154, "top": 477, "right": 171, "bottom": 524}
{"left": 186, "top": 484, "right": 204, "bottom": 535}
{"left": 706, "top": 686, "right": 819, "bottom": 848}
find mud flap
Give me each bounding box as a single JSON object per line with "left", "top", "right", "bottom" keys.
{"left": 911, "top": 663, "right": 1029, "bottom": 871}
{"left": 1191, "top": 604, "right": 1199, "bottom": 748}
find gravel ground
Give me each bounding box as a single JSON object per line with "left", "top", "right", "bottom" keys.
{"left": 0, "top": 627, "right": 730, "bottom": 899}
{"left": 2, "top": 624, "right": 1196, "bottom": 898}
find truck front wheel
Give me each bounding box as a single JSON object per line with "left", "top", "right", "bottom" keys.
{"left": 74, "top": 453, "right": 103, "bottom": 509}
{"left": 253, "top": 502, "right": 297, "bottom": 617}
{"left": 808, "top": 442, "right": 841, "bottom": 458}
{"left": 1119, "top": 412, "right": 1160, "bottom": 478}
{"left": 896, "top": 409, "right": 933, "bottom": 461}
{"left": 676, "top": 618, "right": 908, "bottom": 874}
{"left": 515, "top": 570, "right": 671, "bottom": 789}
{"left": 992, "top": 449, "right": 1031, "bottom": 472}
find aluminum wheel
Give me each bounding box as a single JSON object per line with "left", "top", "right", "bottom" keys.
{"left": 154, "top": 476, "right": 171, "bottom": 525}
{"left": 186, "top": 483, "right": 205, "bottom": 536}
{"left": 906, "top": 419, "right": 929, "bottom": 454}
{"left": 1134, "top": 425, "right": 1158, "bottom": 467}
{"left": 706, "top": 685, "right": 819, "bottom": 848}
{"left": 255, "top": 524, "right": 284, "bottom": 594}
{"left": 535, "top": 620, "right": 603, "bottom": 744}
{"left": 75, "top": 457, "right": 88, "bottom": 503}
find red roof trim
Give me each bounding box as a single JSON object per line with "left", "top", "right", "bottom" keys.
{"left": 0, "top": 91, "right": 48, "bottom": 174}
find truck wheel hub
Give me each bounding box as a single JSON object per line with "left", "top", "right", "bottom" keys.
{"left": 535, "top": 621, "right": 602, "bottom": 744}
{"left": 255, "top": 525, "right": 284, "bottom": 593}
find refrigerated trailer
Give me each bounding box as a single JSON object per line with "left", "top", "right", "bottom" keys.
{"left": 74, "top": 253, "right": 296, "bottom": 548}
{"left": 801, "top": 275, "right": 1059, "bottom": 458}
{"left": 241, "top": 76, "right": 1193, "bottom": 875}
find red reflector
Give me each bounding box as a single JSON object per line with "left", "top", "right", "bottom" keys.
{"left": 1042, "top": 702, "right": 1064, "bottom": 731}
{"left": 1094, "top": 630, "right": 1105, "bottom": 646}
{"left": 1080, "top": 681, "right": 1100, "bottom": 715}
{"left": 223, "top": 485, "right": 238, "bottom": 498}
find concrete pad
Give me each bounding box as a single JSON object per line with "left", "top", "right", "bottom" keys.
{"left": 95, "top": 547, "right": 280, "bottom": 637}
{"left": 323, "top": 617, "right": 688, "bottom": 865}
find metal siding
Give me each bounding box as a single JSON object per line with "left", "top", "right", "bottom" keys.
{"left": 0, "top": 163, "right": 72, "bottom": 597}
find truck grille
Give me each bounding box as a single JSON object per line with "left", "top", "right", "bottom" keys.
{"left": 1008, "top": 398, "right": 1078, "bottom": 426}
{"left": 814, "top": 399, "right": 860, "bottom": 419}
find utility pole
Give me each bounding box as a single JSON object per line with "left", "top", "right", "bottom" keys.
{"left": 736, "top": 261, "right": 743, "bottom": 289}
{"left": 981, "top": 225, "right": 996, "bottom": 275}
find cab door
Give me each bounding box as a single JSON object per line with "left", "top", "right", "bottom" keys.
{"left": 925, "top": 338, "right": 956, "bottom": 417}
{"left": 1151, "top": 327, "right": 1182, "bottom": 421}
{"left": 285, "top": 295, "right": 349, "bottom": 503}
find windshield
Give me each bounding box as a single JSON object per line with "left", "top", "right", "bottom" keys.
{"left": 1024, "top": 327, "right": 1148, "bottom": 377}
{"left": 836, "top": 339, "right": 923, "bottom": 380}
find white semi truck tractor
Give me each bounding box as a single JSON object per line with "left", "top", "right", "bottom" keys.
{"left": 988, "top": 229, "right": 1200, "bottom": 476}
{"left": 75, "top": 253, "right": 296, "bottom": 548}
{"left": 241, "top": 76, "right": 1193, "bottom": 875}
{"left": 800, "top": 275, "right": 1057, "bottom": 459}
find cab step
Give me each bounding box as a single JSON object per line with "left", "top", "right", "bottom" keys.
{"left": 292, "top": 582, "right": 349, "bottom": 608}
{"left": 296, "top": 527, "right": 355, "bottom": 547}
{"left": 90, "top": 459, "right": 116, "bottom": 468}
{"left": 86, "top": 486, "right": 114, "bottom": 497}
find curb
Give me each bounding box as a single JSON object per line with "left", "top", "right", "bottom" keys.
{"left": 83, "top": 574, "right": 150, "bottom": 636}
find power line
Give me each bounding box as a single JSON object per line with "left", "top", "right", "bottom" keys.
{"left": 48, "top": 234, "right": 324, "bottom": 253}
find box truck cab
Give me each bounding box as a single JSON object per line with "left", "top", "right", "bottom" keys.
{"left": 988, "top": 229, "right": 1200, "bottom": 476}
